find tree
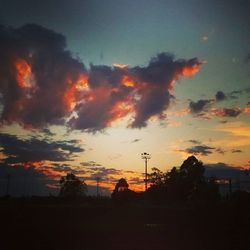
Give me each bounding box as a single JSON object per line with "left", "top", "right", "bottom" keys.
{"left": 146, "top": 168, "right": 167, "bottom": 202}
{"left": 111, "top": 178, "right": 137, "bottom": 202}
{"left": 146, "top": 156, "right": 219, "bottom": 203}
{"left": 59, "top": 173, "right": 87, "bottom": 198}
{"left": 113, "top": 178, "right": 129, "bottom": 193}
{"left": 148, "top": 167, "right": 165, "bottom": 186}
{"left": 165, "top": 156, "right": 219, "bottom": 201}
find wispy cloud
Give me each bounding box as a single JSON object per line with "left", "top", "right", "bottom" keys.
{"left": 131, "top": 138, "right": 141, "bottom": 143}
{"left": 187, "top": 139, "right": 201, "bottom": 144}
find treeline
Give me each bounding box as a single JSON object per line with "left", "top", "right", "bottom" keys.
{"left": 57, "top": 155, "right": 250, "bottom": 205}
{"left": 1, "top": 154, "right": 250, "bottom": 208}
{"left": 111, "top": 156, "right": 219, "bottom": 204}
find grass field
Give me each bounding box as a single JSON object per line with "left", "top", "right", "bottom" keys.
{"left": 0, "top": 198, "right": 249, "bottom": 250}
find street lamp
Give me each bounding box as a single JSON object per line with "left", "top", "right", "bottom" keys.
{"left": 141, "top": 152, "right": 151, "bottom": 191}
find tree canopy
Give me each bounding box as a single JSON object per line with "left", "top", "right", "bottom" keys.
{"left": 111, "top": 178, "right": 137, "bottom": 202}
{"left": 59, "top": 173, "right": 87, "bottom": 198}
{"left": 147, "top": 155, "right": 219, "bottom": 202}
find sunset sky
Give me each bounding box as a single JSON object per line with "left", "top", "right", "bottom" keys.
{"left": 0, "top": 0, "right": 249, "bottom": 195}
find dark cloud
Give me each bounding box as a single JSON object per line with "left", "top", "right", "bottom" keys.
{"left": 215, "top": 91, "right": 227, "bottom": 101}
{"left": 229, "top": 88, "right": 250, "bottom": 99}
{"left": 130, "top": 55, "right": 202, "bottom": 128}
{"left": 82, "top": 165, "right": 142, "bottom": 187}
{"left": 189, "top": 89, "right": 248, "bottom": 119}
{"left": 71, "top": 53, "right": 202, "bottom": 130}
{"left": 205, "top": 163, "right": 246, "bottom": 180}
{"left": 212, "top": 108, "right": 242, "bottom": 117}
{"left": 128, "top": 177, "right": 144, "bottom": 185}
{"left": 179, "top": 142, "right": 237, "bottom": 156}
{"left": 215, "top": 148, "right": 226, "bottom": 154}
{"left": 87, "top": 166, "right": 122, "bottom": 179}
{"left": 42, "top": 128, "right": 55, "bottom": 137}
{"left": 0, "top": 133, "right": 84, "bottom": 164}
{"left": 51, "top": 163, "right": 77, "bottom": 173}
{"left": 231, "top": 149, "right": 243, "bottom": 153}
{"left": 229, "top": 90, "right": 243, "bottom": 99}
{"left": 131, "top": 138, "right": 141, "bottom": 143}
{"left": 49, "top": 164, "right": 87, "bottom": 176}
{"left": 189, "top": 99, "right": 211, "bottom": 114}
{"left": 179, "top": 140, "right": 232, "bottom": 156}
{"left": 83, "top": 166, "right": 126, "bottom": 185}
{"left": 80, "top": 161, "right": 102, "bottom": 167}
{"left": 0, "top": 24, "right": 202, "bottom": 131}
{"left": 183, "top": 145, "right": 215, "bottom": 156}
{"left": 188, "top": 139, "right": 201, "bottom": 144}
{"left": 177, "top": 143, "right": 218, "bottom": 156}
{"left": 0, "top": 23, "right": 87, "bottom": 128}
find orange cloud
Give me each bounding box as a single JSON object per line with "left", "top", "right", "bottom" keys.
{"left": 181, "top": 63, "right": 201, "bottom": 77}
{"left": 1, "top": 24, "right": 202, "bottom": 130}
{"left": 121, "top": 75, "right": 135, "bottom": 87}
{"left": 14, "top": 58, "right": 33, "bottom": 88}
{"left": 244, "top": 107, "right": 250, "bottom": 113}
{"left": 106, "top": 101, "right": 134, "bottom": 127}
{"left": 64, "top": 74, "right": 89, "bottom": 112}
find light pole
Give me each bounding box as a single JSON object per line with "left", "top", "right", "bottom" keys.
{"left": 141, "top": 152, "right": 151, "bottom": 191}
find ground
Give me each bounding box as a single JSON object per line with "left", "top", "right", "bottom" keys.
{"left": 0, "top": 198, "right": 249, "bottom": 250}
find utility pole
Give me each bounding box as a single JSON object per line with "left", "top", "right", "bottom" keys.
{"left": 95, "top": 177, "right": 101, "bottom": 197}
{"left": 141, "top": 152, "right": 151, "bottom": 191}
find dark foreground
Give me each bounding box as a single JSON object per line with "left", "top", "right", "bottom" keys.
{"left": 0, "top": 197, "right": 249, "bottom": 250}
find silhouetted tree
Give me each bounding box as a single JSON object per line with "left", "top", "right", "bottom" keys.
{"left": 146, "top": 168, "right": 167, "bottom": 202}
{"left": 168, "top": 155, "right": 204, "bottom": 200}
{"left": 111, "top": 178, "right": 137, "bottom": 202}
{"left": 59, "top": 173, "right": 87, "bottom": 198}
{"left": 166, "top": 156, "right": 220, "bottom": 202}
{"left": 113, "top": 178, "right": 129, "bottom": 193}
{"left": 147, "top": 156, "right": 219, "bottom": 203}
{"left": 148, "top": 167, "right": 165, "bottom": 186}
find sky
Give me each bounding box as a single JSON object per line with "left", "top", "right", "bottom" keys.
{"left": 0, "top": 0, "right": 249, "bottom": 196}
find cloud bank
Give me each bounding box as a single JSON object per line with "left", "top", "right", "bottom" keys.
{"left": 0, "top": 133, "right": 83, "bottom": 165}
{"left": 0, "top": 24, "right": 202, "bottom": 131}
